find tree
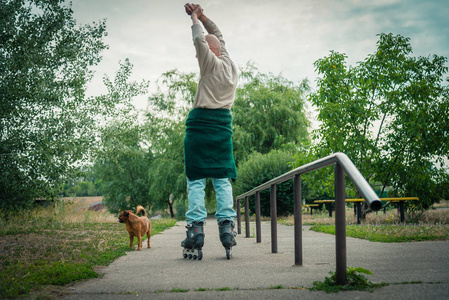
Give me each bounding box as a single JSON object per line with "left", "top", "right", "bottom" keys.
{"left": 0, "top": 0, "right": 108, "bottom": 209}
{"left": 146, "top": 70, "right": 197, "bottom": 217}
{"left": 94, "top": 117, "right": 153, "bottom": 213}
{"left": 92, "top": 59, "right": 150, "bottom": 212}
{"left": 232, "top": 63, "right": 311, "bottom": 165}
{"left": 310, "top": 33, "right": 449, "bottom": 212}
{"left": 147, "top": 121, "right": 187, "bottom": 218}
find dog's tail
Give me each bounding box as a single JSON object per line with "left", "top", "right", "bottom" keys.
{"left": 136, "top": 205, "right": 146, "bottom": 216}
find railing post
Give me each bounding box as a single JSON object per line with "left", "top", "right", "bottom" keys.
{"left": 294, "top": 174, "right": 302, "bottom": 266}
{"left": 270, "top": 184, "right": 278, "bottom": 253}
{"left": 245, "top": 196, "right": 250, "bottom": 238}
{"left": 255, "top": 191, "right": 261, "bottom": 243}
{"left": 236, "top": 198, "right": 241, "bottom": 234}
{"left": 335, "top": 162, "right": 347, "bottom": 285}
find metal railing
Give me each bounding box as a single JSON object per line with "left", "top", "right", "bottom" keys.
{"left": 235, "top": 152, "right": 382, "bottom": 285}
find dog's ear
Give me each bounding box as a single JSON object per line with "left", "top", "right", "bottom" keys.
{"left": 124, "top": 211, "right": 129, "bottom": 217}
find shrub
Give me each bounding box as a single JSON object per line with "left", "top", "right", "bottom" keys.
{"left": 234, "top": 150, "right": 304, "bottom": 216}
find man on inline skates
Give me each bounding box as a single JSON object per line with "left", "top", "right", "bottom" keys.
{"left": 182, "top": 3, "right": 238, "bottom": 260}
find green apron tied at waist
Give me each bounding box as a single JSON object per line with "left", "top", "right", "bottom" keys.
{"left": 184, "top": 108, "right": 237, "bottom": 181}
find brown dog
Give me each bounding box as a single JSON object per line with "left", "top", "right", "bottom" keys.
{"left": 118, "top": 205, "right": 151, "bottom": 251}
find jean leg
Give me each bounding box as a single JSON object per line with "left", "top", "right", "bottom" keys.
{"left": 185, "top": 178, "right": 208, "bottom": 224}
{"left": 213, "top": 178, "right": 236, "bottom": 223}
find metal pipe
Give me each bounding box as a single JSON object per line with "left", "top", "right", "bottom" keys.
{"left": 255, "top": 191, "right": 261, "bottom": 243}
{"left": 245, "top": 196, "right": 250, "bottom": 238}
{"left": 270, "top": 184, "right": 278, "bottom": 253}
{"left": 236, "top": 153, "right": 381, "bottom": 212}
{"left": 294, "top": 174, "right": 302, "bottom": 266}
{"left": 237, "top": 154, "right": 337, "bottom": 199}
{"left": 335, "top": 163, "right": 347, "bottom": 285}
{"left": 334, "top": 153, "right": 381, "bottom": 211}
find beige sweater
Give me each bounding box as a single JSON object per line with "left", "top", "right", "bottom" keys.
{"left": 191, "top": 19, "right": 238, "bottom": 109}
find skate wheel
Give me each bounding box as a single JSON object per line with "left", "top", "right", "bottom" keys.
{"left": 188, "top": 254, "right": 193, "bottom": 259}
{"left": 193, "top": 255, "right": 197, "bottom": 260}
{"left": 183, "top": 253, "right": 187, "bottom": 259}
{"left": 226, "top": 248, "right": 232, "bottom": 260}
{"left": 198, "top": 250, "right": 203, "bottom": 261}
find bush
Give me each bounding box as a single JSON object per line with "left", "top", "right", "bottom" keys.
{"left": 234, "top": 150, "right": 302, "bottom": 216}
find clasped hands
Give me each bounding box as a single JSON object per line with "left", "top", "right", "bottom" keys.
{"left": 185, "top": 3, "right": 203, "bottom": 18}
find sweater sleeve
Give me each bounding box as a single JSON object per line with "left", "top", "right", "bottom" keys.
{"left": 192, "top": 23, "right": 216, "bottom": 75}
{"left": 203, "top": 18, "right": 229, "bottom": 57}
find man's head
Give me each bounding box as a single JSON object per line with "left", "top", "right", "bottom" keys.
{"left": 205, "top": 34, "right": 221, "bottom": 56}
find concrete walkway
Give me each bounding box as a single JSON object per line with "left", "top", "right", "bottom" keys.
{"left": 64, "top": 220, "right": 449, "bottom": 299}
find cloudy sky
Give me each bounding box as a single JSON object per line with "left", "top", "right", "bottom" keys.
{"left": 71, "top": 0, "right": 449, "bottom": 112}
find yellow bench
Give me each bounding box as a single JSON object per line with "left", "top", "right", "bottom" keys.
{"left": 302, "top": 204, "right": 319, "bottom": 215}
{"left": 314, "top": 197, "right": 419, "bottom": 223}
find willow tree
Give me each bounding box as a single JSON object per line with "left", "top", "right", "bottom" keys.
{"left": 233, "top": 64, "right": 311, "bottom": 165}
{"left": 146, "top": 70, "right": 197, "bottom": 217}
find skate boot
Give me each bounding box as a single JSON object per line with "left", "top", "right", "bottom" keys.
{"left": 181, "top": 221, "right": 205, "bottom": 260}
{"left": 218, "top": 220, "right": 237, "bottom": 260}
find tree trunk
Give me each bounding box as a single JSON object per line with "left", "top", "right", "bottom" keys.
{"left": 361, "top": 202, "right": 369, "bottom": 220}
{"left": 168, "top": 200, "right": 175, "bottom": 218}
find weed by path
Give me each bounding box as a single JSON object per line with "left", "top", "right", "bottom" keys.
{"left": 310, "top": 267, "right": 388, "bottom": 293}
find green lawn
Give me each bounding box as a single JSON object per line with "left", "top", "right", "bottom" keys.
{"left": 310, "top": 224, "right": 449, "bottom": 242}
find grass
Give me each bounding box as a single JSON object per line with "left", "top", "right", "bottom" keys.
{"left": 215, "top": 287, "right": 233, "bottom": 291}
{"left": 278, "top": 200, "right": 449, "bottom": 226}
{"left": 310, "top": 224, "right": 449, "bottom": 242}
{"left": 170, "top": 288, "right": 189, "bottom": 292}
{"left": 0, "top": 200, "right": 176, "bottom": 299}
{"left": 278, "top": 202, "right": 449, "bottom": 242}
{"left": 270, "top": 284, "right": 284, "bottom": 289}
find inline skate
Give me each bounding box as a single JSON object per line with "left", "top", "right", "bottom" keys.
{"left": 218, "top": 219, "right": 237, "bottom": 259}
{"left": 181, "top": 221, "right": 205, "bottom": 260}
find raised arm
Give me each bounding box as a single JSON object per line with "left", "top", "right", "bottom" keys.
{"left": 184, "top": 3, "right": 228, "bottom": 57}
{"left": 185, "top": 3, "right": 203, "bottom": 25}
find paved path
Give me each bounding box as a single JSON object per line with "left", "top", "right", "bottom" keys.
{"left": 64, "top": 220, "right": 449, "bottom": 299}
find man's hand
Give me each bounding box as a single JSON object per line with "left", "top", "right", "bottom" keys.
{"left": 185, "top": 3, "right": 204, "bottom": 18}
{"left": 184, "top": 3, "right": 195, "bottom": 15}
{"left": 185, "top": 3, "right": 208, "bottom": 25}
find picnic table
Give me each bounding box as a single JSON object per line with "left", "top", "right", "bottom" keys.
{"left": 314, "top": 197, "right": 419, "bottom": 224}
{"left": 302, "top": 204, "right": 319, "bottom": 215}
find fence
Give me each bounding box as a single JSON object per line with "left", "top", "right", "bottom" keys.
{"left": 235, "top": 152, "right": 382, "bottom": 285}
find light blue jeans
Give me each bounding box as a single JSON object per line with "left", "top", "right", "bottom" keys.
{"left": 186, "top": 177, "right": 236, "bottom": 224}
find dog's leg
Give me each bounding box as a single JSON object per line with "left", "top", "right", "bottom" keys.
{"left": 147, "top": 229, "right": 151, "bottom": 248}
{"left": 129, "top": 234, "right": 134, "bottom": 249}
{"left": 137, "top": 234, "right": 142, "bottom": 251}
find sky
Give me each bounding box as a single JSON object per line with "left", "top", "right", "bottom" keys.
{"left": 70, "top": 0, "right": 449, "bottom": 113}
